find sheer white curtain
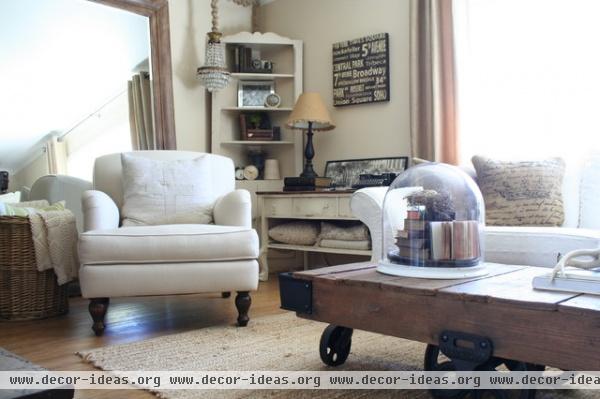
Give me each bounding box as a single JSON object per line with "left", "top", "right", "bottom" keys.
{"left": 454, "top": 0, "right": 600, "bottom": 166}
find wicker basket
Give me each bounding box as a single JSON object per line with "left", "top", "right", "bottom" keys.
{"left": 0, "top": 216, "right": 68, "bottom": 320}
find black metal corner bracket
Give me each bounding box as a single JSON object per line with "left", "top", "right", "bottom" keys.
{"left": 278, "top": 272, "right": 312, "bottom": 314}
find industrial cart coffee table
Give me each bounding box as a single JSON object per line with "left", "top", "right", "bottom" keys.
{"left": 279, "top": 262, "right": 600, "bottom": 398}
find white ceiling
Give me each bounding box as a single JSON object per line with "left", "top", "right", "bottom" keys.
{"left": 0, "top": 0, "right": 149, "bottom": 172}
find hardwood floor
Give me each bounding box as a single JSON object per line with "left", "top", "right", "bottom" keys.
{"left": 0, "top": 279, "right": 285, "bottom": 398}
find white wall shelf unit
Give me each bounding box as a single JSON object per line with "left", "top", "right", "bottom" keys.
{"left": 211, "top": 31, "right": 303, "bottom": 210}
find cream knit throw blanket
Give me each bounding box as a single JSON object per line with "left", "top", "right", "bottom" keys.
{"left": 29, "top": 210, "right": 79, "bottom": 285}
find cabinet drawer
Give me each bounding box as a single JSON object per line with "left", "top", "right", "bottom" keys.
{"left": 338, "top": 197, "right": 354, "bottom": 218}
{"left": 293, "top": 197, "right": 338, "bottom": 218}
{"left": 263, "top": 198, "right": 293, "bottom": 216}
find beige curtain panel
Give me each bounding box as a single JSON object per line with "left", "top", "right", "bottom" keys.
{"left": 128, "top": 73, "right": 155, "bottom": 151}
{"left": 409, "top": 0, "right": 459, "bottom": 165}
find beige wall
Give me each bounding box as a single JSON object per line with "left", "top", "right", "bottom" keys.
{"left": 169, "top": 0, "right": 252, "bottom": 152}
{"left": 258, "top": 0, "right": 411, "bottom": 174}
{"left": 9, "top": 152, "right": 49, "bottom": 192}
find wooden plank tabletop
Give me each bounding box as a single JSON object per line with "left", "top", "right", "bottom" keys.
{"left": 292, "top": 262, "right": 600, "bottom": 370}
{"left": 294, "top": 262, "right": 586, "bottom": 310}
{"left": 558, "top": 294, "right": 600, "bottom": 316}
{"left": 308, "top": 263, "right": 525, "bottom": 297}
{"left": 437, "top": 267, "right": 580, "bottom": 310}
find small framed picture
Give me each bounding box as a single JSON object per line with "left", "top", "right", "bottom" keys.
{"left": 324, "top": 156, "right": 409, "bottom": 188}
{"left": 238, "top": 81, "right": 275, "bottom": 108}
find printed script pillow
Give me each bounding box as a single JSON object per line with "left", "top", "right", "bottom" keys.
{"left": 120, "top": 154, "right": 214, "bottom": 226}
{"left": 471, "top": 156, "right": 565, "bottom": 226}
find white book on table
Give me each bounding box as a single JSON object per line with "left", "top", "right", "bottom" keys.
{"left": 532, "top": 267, "right": 600, "bottom": 295}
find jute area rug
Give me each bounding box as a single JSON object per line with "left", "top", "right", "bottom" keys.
{"left": 78, "top": 312, "right": 597, "bottom": 399}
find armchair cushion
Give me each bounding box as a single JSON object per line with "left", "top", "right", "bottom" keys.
{"left": 120, "top": 153, "right": 215, "bottom": 226}
{"left": 79, "top": 224, "right": 259, "bottom": 265}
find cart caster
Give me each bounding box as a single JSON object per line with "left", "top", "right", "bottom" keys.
{"left": 473, "top": 391, "right": 509, "bottom": 399}
{"left": 319, "top": 324, "right": 353, "bottom": 367}
{"left": 500, "top": 360, "right": 544, "bottom": 399}
{"left": 424, "top": 344, "right": 470, "bottom": 399}
{"left": 425, "top": 344, "right": 544, "bottom": 399}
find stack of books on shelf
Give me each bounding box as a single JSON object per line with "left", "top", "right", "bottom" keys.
{"left": 395, "top": 206, "right": 480, "bottom": 263}
{"left": 231, "top": 45, "right": 273, "bottom": 74}
{"left": 283, "top": 177, "right": 332, "bottom": 191}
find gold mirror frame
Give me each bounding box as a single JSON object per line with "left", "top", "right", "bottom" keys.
{"left": 89, "top": 0, "right": 176, "bottom": 149}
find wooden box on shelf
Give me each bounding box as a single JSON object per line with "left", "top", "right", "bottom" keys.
{"left": 239, "top": 113, "right": 281, "bottom": 141}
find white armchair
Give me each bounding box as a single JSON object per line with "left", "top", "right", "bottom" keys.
{"left": 29, "top": 174, "right": 92, "bottom": 231}
{"left": 78, "top": 151, "right": 259, "bottom": 336}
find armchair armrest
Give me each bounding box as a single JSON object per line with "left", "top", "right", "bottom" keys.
{"left": 82, "top": 190, "right": 120, "bottom": 232}
{"left": 351, "top": 187, "right": 388, "bottom": 262}
{"left": 213, "top": 189, "right": 252, "bottom": 228}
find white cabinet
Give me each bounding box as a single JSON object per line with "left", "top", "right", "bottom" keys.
{"left": 257, "top": 191, "right": 372, "bottom": 281}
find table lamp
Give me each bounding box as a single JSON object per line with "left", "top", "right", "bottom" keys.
{"left": 286, "top": 92, "right": 335, "bottom": 178}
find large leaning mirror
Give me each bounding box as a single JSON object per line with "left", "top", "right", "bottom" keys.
{"left": 0, "top": 0, "right": 176, "bottom": 192}
{"left": 92, "top": 0, "right": 176, "bottom": 149}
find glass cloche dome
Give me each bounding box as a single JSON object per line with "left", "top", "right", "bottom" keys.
{"left": 377, "top": 163, "right": 487, "bottom": 279}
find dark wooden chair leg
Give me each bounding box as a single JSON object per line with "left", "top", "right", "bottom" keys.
{"left": 221, "top": 292, "right": 231, "bottom": 298}
{"left": 89, "top": 298, "right": 109, "bottom": 336}
{"left": 235, "top": 291, "right": 251, "bottom": 327}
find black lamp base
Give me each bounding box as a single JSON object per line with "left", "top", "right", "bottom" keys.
{"left": 300, "top": 165, "right": 317, "bottom": 179}
{"left": 300, "top": 122, "right": 318, "bottom": 178}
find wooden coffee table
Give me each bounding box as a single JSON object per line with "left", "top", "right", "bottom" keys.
{"left": 279, "top": 262, "right": 600, "bottom": 395}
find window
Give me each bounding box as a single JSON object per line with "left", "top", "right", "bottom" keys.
{"left": 454, "top": 0, "right": 600, "bottom": 165}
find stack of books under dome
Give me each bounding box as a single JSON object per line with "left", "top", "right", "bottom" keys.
{"left": 391, "top": 190, "right": 481, "bottom": 267}
{"left": 283, "top": 177, "right": 332, "bottom": 191}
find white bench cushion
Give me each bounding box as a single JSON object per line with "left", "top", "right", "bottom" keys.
{"left": 579, "top": 155, "right": 600, "bottom": 229}
{"left": 484, "top": 226, "right": 600, "bottom": 268}
{"left": 79, "top": 224, "right": 258, "bottom": 265}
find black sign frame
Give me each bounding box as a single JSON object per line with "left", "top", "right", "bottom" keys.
{"left": 332, "top": 33, "right": 390, "bottom": 107}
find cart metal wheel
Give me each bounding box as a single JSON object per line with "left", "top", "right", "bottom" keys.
{"left": 473, "top": 390, "right": 510, "bottom": 399}
{"left": 500, "top": 360, "right": 544, "bottom": 399}
{"left": 424, "top": 344, "right": 470, "bottom": 399}
{"left": 319, "top": 325, "right": 353, "bottom": 367}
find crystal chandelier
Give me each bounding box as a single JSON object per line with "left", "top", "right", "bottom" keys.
{"left": 197, "top": 0, "right": 231, "bottom": 92}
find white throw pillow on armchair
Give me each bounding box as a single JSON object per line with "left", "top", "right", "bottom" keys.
{"left": 120, "top": 153, "right": 215, "bottom": 226}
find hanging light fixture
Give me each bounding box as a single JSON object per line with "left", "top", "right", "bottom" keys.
{"left": 197, "top": 0, "right": 230, "bottom": 92}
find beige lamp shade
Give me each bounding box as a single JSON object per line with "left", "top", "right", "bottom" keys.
{"left": 286, "top": 92, "right": 335, "bottom": 131}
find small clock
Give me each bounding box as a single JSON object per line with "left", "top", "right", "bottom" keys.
{"left": 235, "top": 167, "right": 245, "bottom": 180}
{"left": 251, "top": 59, "right": 262, "bottom": 69}
{"left": 243, "top": 165, "right": 259, "bottom": 181}
{"left": 264, "top": 93, "right": 281, "bottom": 108}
